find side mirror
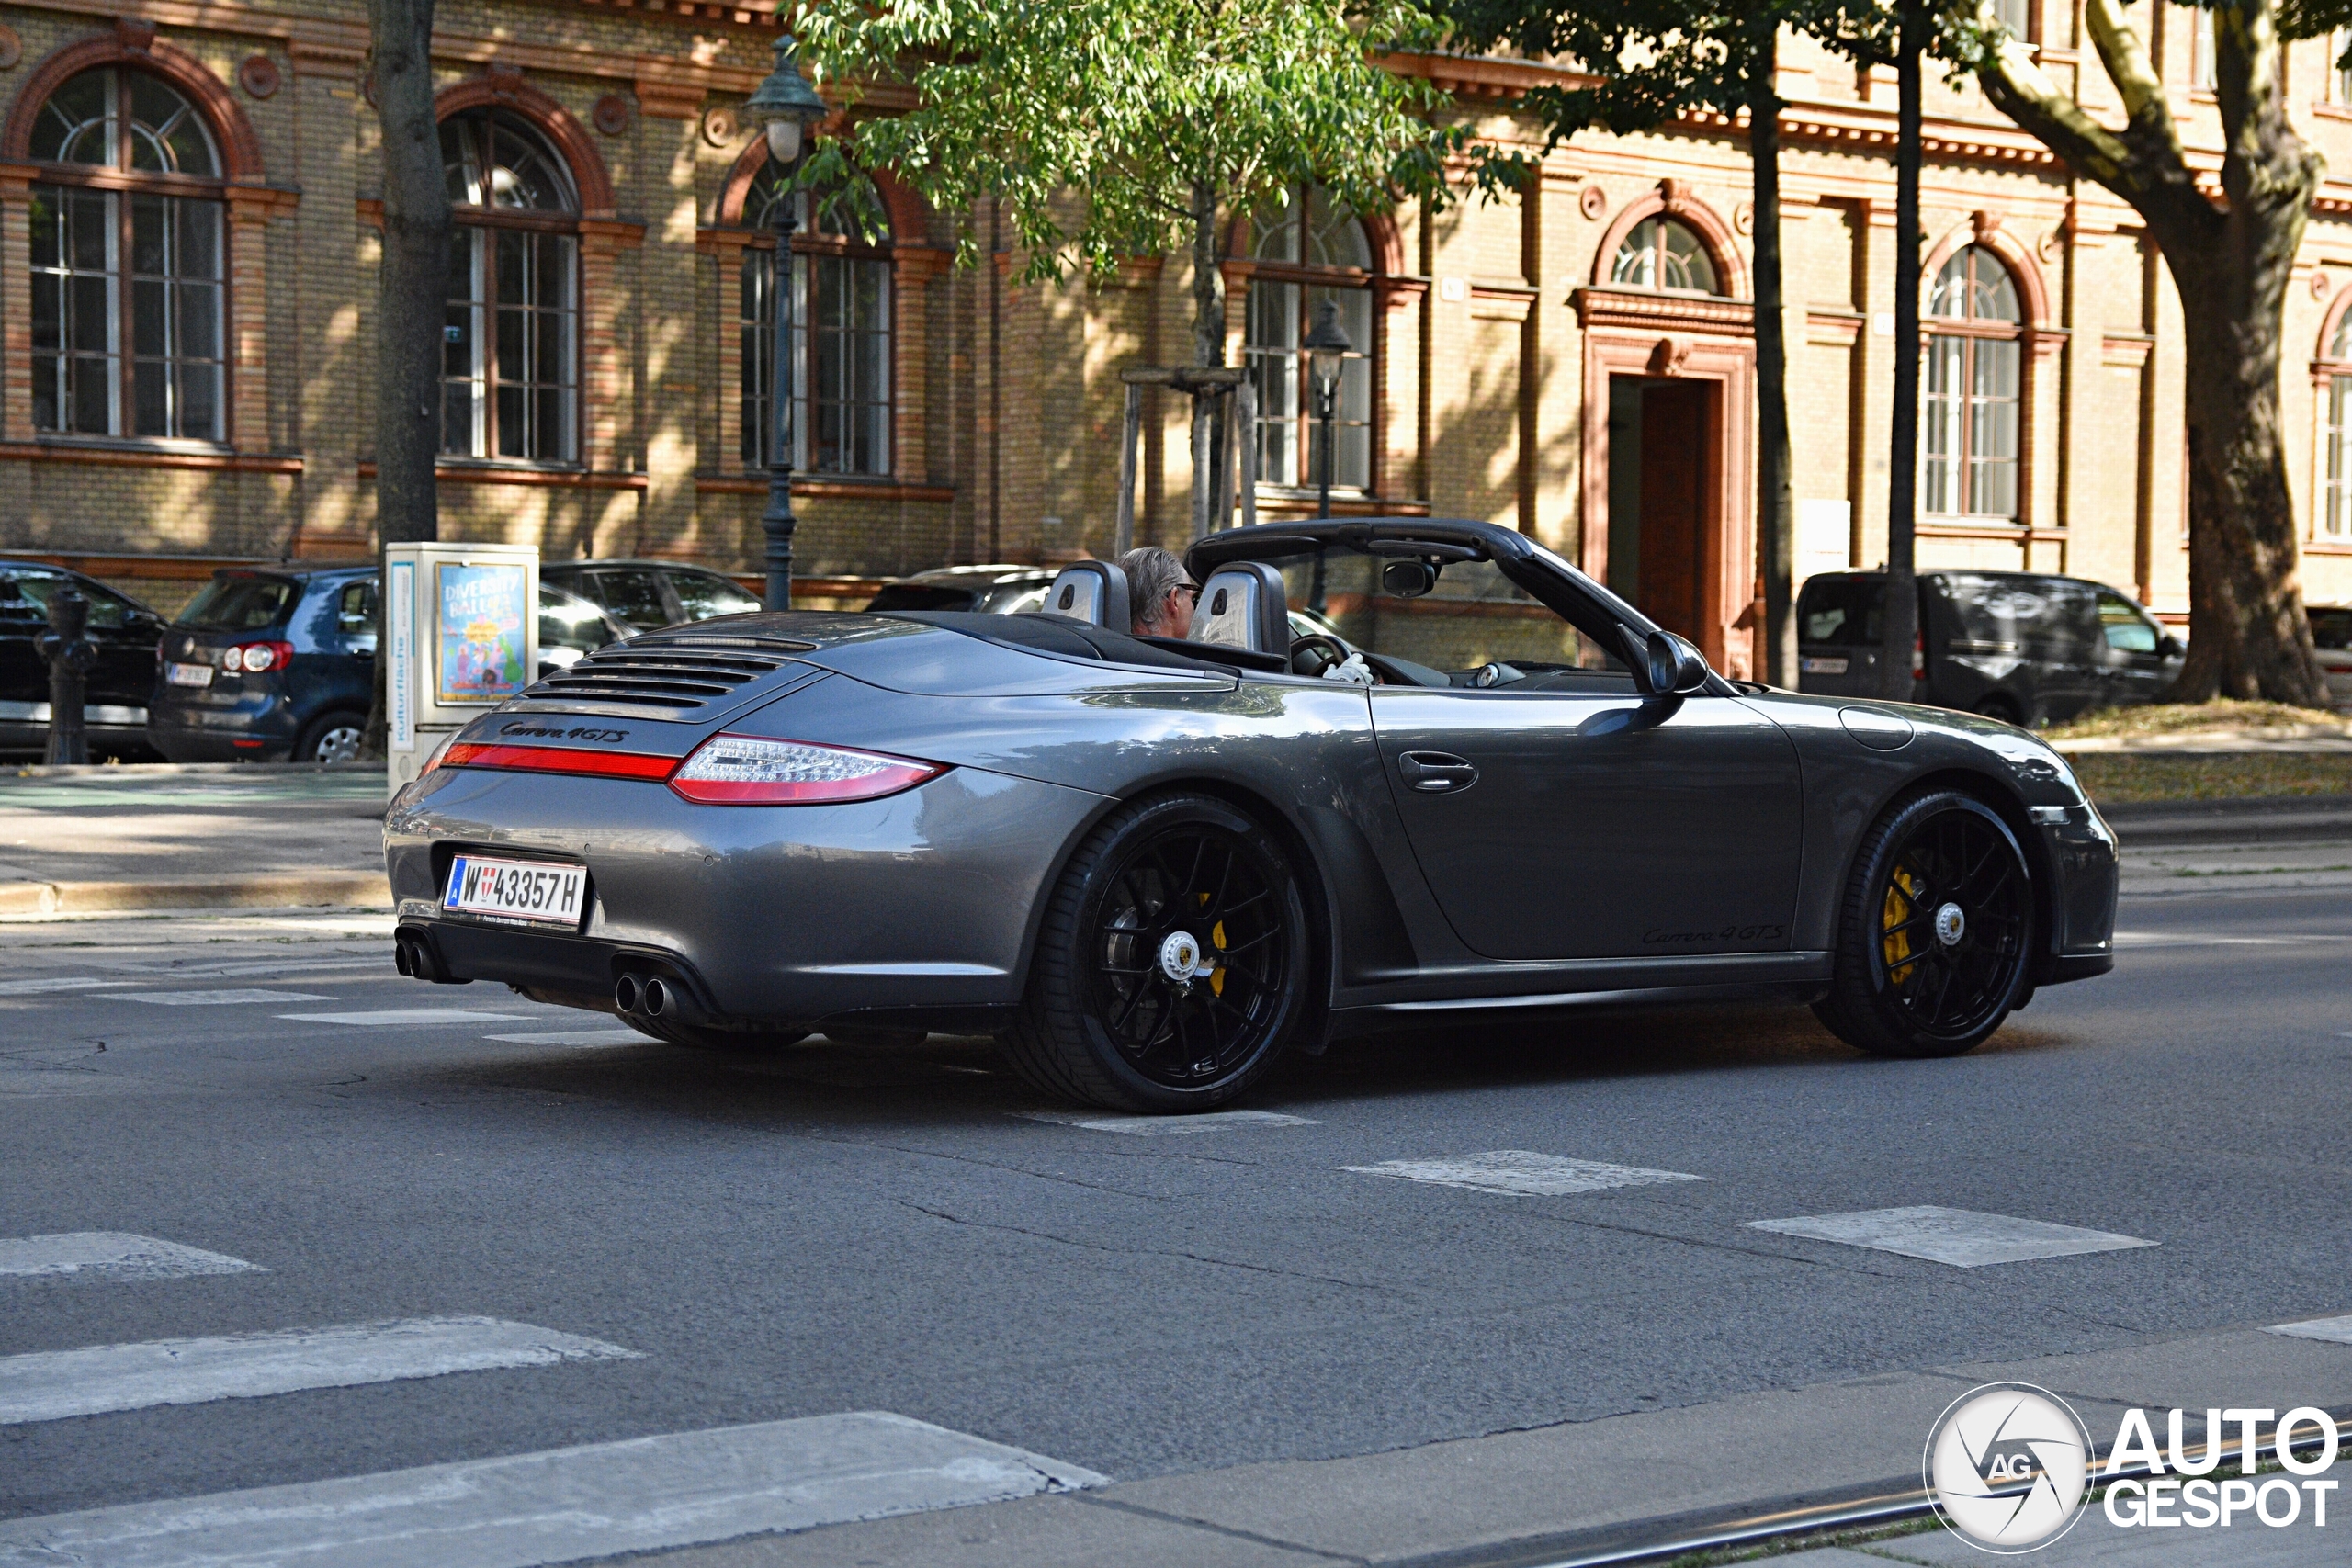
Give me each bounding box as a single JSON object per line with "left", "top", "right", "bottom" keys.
{"left": 1644, "top": 630, "right": 1711, "bottom": 696}
{"left": 1382, "top": 559, "right": 1436, "bottom": 599}
{"left": 2159, "top": 634, "right": 2184, "bottom": 660}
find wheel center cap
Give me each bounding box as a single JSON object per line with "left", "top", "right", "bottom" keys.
{"left": 1934, "top": 902, "right": 1967, "bottom": 947}
{"left": 1159, "top": 931, "right": 1207, "bottom": 983}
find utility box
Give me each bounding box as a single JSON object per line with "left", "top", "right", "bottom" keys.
{"left": 385, "top": 542, "right": 538, "bottom": 795}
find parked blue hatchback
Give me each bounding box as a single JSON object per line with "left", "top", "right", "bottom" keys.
{"left": 150, "top": 566, "right": 637, "bottom": 763}
{"left": 149, "top": 565, "right": 379, "bottom": 763}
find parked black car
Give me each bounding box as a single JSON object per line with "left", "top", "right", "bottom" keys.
{"left": 864, "top": 565, "right": 1058, "bottom": 615}
{"left": 151, "top": 568, "right": 635, "bottom": 764}
{"left": 0, "top": 560, "right": 167, "bottom": 760}
{"left": 540, "top": 559, "right": 762, "bottom": 633}
{"left": 1797, "top": 569, "right": 2182, "bottom": 726}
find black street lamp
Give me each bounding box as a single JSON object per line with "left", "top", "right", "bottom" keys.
{"left": 1302, "top": 299, "right": 1352, "bottom": 616}
{"left": 1303, "top": 299, "right": 1351, "bottom": 522}
{"left": 744, "top": 35, "right": 830, "bottom": 611}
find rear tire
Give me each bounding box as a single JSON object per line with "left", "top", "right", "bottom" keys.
{"left": 1814, "top": 790, "right": 2033, "bottom": 1059}
{"left": 1003, "top": 792, "right": 1308, "bottom": 1112}
{"left": 295, "top": 709, "right": 368, "bottom": 765}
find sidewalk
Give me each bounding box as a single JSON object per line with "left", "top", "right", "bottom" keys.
{"left": 0, "top": 763, "right": 389, "bottom": 916}
{"left": 639, "top": 1322, "right": 2352, "bottom": 1567}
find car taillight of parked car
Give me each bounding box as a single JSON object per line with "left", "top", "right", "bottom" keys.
{"left": 1911, "top": 629, "right": 1924, "bottom": 682}
{"left": 221, "top": 640, "right": 295, "bottom": 674}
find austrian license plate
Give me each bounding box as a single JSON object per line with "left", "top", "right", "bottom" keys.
{"left": 1800, "top": 656, "right": 1849, "bottom": 676}
{"left": 442, "top": 855, "right": 588, "bottom": 928}
{"left": 165, "top": 661, "right": 215, "bottom": 688}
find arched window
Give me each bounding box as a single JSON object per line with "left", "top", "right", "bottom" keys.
{"left": 740, "top": 164, "right": 893, "bottom": 475}
{"left": 1924, "top": 244, "right": 2023, "bottom": 521}
{"left": 440, "top": 107, "right": 579, "bottom": 462}
{"left": 28, "top": 66, "right": 225, "bottom": 440}
{"left": 1245, "top": 184, "right": 1375, "bottom": 491}
{"left": 2323, "top": 311, "right": 2352, "bottom": 538}
{"left": 1610, "top": 217, "right": 1721, "bottom": 295}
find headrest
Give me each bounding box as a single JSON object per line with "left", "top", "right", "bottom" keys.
{"left": 1038, "top": 560, "right": 1130, "bottom": 629}
{"left": 1192, "top": 562, "right": 1290, "bottom": 656}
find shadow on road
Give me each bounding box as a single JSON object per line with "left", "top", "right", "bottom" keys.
{"left": 417, "top": 998, "right": 2083, "bottom": 1129}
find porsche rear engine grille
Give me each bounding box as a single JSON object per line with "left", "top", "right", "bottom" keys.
{"left": 516, "top": 634, "right": 816, "bottom": 718}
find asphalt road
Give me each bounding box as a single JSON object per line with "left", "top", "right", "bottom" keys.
{"left": 4, "top": 865, "right": 2350, "bottom": 1559}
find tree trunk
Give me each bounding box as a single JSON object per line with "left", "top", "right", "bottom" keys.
{"left": 1882, "top": 4, "right": 1923, "bottom": 703}
{"left": 1189, "top": 176, "right": 1224, "bottom": 540}
{"left": 1970, "top": 0, "right": 2324, "bottom": 705}
{"left": 364, "top": 0, "right": 447, "bottom": 757}
{"left": 1749, "top": 33, "right": 1796, "bottom": 688}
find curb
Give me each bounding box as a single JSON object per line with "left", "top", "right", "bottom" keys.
{"left": 2099, "top": 792, "right": 2352, "bottom": 846}
{"left": 0, "top": 873, "right": 391, "bottom": 917}
{"left": 5, "top": 761, "right": 385, "bottom": 781}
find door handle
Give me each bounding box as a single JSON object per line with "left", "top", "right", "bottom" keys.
{"left": 1397, "top": 750, "right": 1478, "bottom": 793}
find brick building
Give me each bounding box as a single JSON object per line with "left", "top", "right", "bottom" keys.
{"left": 4, "top": 2, "right": 2352, "bottom": 672}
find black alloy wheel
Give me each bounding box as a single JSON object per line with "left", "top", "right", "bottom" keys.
{"left": 1815, "top": 790, "right": 2033, "bottom": 1058}
{"left": 1005, "top": 792, "right": 1307, "bottom": 1111}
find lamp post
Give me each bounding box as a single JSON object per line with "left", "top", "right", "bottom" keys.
{"left": 1302, "top": 299, "right": 1352, "bottom": 616}
{"left": 744, "top": 35, "right": 830, "bottom": 611}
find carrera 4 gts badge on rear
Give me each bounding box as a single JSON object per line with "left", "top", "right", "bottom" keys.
{"left": 498, "top": 723, "right": 631, "bottom": 744}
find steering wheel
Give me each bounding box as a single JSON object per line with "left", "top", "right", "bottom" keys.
{"left": 1289, "top": 633, "right": 1351, "bottom": 678}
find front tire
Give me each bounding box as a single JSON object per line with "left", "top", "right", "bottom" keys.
{"left": 1004, "top": 793, "right": 1308, "bottom": 1111}
{"left": 1815, "top": 790, "right": 2032, "bottom": 1059}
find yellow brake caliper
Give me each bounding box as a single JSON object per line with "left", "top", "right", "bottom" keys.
{"left": 1883, "top": 867, "right": 1919, "bottom": 983}
{"left": 1208, "top": 903, "right": 1227, "bottom": 997}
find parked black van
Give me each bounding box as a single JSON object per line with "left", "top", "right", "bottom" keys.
{"left": 1796, "top": 570, "right": 2182, "bottom": 725}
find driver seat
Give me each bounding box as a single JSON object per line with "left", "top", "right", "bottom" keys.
{"left": 1192, "top": 562, "right": 1290, "bottom": 655}
{"left": 1035, "top": 560, "right": 1131, "bottom": 630}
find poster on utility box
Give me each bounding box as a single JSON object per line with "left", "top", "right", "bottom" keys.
{"left": 435, "top": 562, "right": 528, "bottom": 705}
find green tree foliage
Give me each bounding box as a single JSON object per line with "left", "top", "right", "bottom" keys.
{"left": 795, "top": 0, "right": 1468, "bottom": 534}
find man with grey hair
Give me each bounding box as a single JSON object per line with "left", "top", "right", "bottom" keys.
{"left": 1117, "top": 547, "right": 1198, "bottom": 639}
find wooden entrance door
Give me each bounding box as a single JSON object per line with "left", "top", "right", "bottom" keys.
{"left": 1636, "top": 379, "right": 1712, "bottom": 646}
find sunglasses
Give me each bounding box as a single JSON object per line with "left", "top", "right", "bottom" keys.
{"left": 1179, "top": 582, "right": 1204, "bottom": 604}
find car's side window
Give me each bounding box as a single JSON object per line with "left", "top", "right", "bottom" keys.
{"left": 337, "top": 581, "right": 378, "bottom": 637}
{"left": 594, "top": 570, "right": 674, "bottom": 631}
{"left": 670, "top": 570, "right": 759, "bottom": 622}
{"left": 8, "top": 570, "right": 131, "bottom": 630}
{"left": 2097, "top": 592, "right": 2158, "bottom": 655}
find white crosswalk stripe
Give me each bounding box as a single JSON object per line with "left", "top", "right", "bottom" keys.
{"left": 110, "top": 990, "right": 335, "bottom": 1006}
{"left": 277, "top": 1009, "right": 533, "bottom": 1026}
{"left": 0, "top": 1411, "right": 1107, "bottom": 1568}
{"left": 0, "top": 1232, "right": 264, "bottom": 1283}
{"left": 483, "top": 1028, "right": 657, "bottom": 1047}
{"left": 1342, "top": 1150, "right": 1709, "bottom": 1196}
{"left": 1745, "top": 1206, "right": 2157, "bottom": 1266}
{"left": 0, "top": 1316, "right": 639, "bottom": 1426}
{"left": 1016, "top": 1109, "right": 1317, "bottom": 1134}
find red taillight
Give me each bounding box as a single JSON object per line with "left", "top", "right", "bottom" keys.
{"left": 1911, "top": 629, "right": 1925, "bottom": 682}
{"left": 224, "top": 640, "right": 295, "bottom": 674}
{"left": 668, "top": 733, "right": 945, "bottom": 805}
{"left": 441, "top": 742, "right": 679, "bottom": 782}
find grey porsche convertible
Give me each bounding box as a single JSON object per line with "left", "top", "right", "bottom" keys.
{"left": 384, "top": 518, "right": 2118, "bottom": 1112}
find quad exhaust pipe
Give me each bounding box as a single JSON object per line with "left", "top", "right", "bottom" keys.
{"left": 392, "top": 929, "right": 467, "bottom": 985}
{"left": 614, "top": 971, "right": 678, "bottom": 1021}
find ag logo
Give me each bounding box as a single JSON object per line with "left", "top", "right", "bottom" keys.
{"left": 1924, "top": 1382, "right": 2093, "bottom": 1552}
